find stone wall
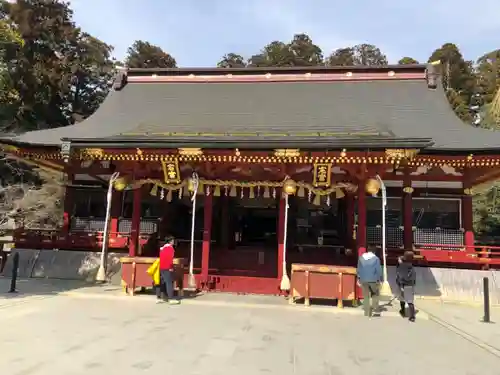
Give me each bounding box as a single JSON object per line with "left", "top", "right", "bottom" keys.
{"left": 2, "top": 249, "right": 122, "bottom": 284}
{"left": 3, "top": 249, "right": 500, "bottom": 304}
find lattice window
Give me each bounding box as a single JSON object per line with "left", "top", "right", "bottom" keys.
{"left": 118, "top": 219, "right": 158, "bottom": 234}
{"left": 70, "top": 217, "right": 106, "bottom": 232}
{"left": 414, "top": 228, "right": 463, "bottom": 248}
{"left": 367, "top": 226, "right": 403, "bottom": 248}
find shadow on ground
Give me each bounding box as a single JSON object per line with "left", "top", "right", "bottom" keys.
{"left": 0, "top": 277, "right": 92, "bottom": 305}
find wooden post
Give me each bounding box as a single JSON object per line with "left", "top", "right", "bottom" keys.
{"left": 346, "top": 194, "right": 355, "bottom": 249}
{"left": 277, "top": 196, "right": 286, "bottom": 283}
{"left": 357, "top": 183, "right": 367, "bottom": 256}
{"left": 62, "top": 172, "right": 74, "bottom": 236}
{"left": 304, "top": 270, "right": 310, "bottom": 306}
{"left": 463, "top": 170, "right": 474, "bottom": 252}
{"left": 129, "top": 187, "right": 142, "bottom": 257}
{"left": 403, "top": 170, "right": 413, "bottom": 250}
{"left": 201, "top": 193, "right": 213, "bottom": 283}
{"left": 338, "top": 272, "right": 344, "bottom": 308}
{"left": 110, "top": 190, "right": 122, "bottom": 238}
{"left": 356, "top": 179, "right": 367, "bottom": 301}
{"left": 220, "top": 195, "right": 229, "bottom": 249}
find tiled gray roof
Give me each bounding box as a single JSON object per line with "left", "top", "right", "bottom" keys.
{"left": 5, "top": 78, "right": 500, "bottom": 151}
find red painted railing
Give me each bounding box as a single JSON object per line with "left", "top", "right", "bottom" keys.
{"left": 11, "top": 229, "right": 152, "bottom": 252}
{"left": 8, "top": 228, "right": 500, "bottom": 267}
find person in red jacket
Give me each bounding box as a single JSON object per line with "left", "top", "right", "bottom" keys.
{"left": 157, "top": 235, "right": 180, "bottom": 305}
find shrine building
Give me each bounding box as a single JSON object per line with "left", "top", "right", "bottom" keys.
{"left": 2, "top": 64, "right": 500, "bottom": 294}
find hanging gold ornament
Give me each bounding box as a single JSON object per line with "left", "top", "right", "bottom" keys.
{"left": 249, "top": 186, "right": 255, "bottom": 199}
{"left": 205, "top": 186, "right": 210, "bottom": 196}
{"left": 308, "top": 189, "right": 313, "bottom": 202}
{"left": 326, "top": 195, "right": 331, "bottom": 206}
{"left": 297, "top": 186, "right": 305, "bottom": 197}
{"left": 335, "top": 188, "right": 345, "bottom": 199}
{"left": 272, "top": 188, "right": 277, "bottom": 199}
{"left": 178, "top": 187, "right": 183, "bottom": 198}
{"left": 150, "top": 185, "right": 158, "bottom": 196}
{"left": 214, "top": 186, "right": 221, "bottom": 197}
{"left": 113, "top": 177, "right": 129, "bottom": 191}
{"left": 197, "top": 182, "right": 204, "bottom": 195}
{"left": 283, "top": 179, "right": 297, "bottom": 195}
{"left": 160, "top": 188, "right": 165, "bottom": 200}
{"left": 240, "top": 187, "right": 244, "bottom": 198}
{"left": 365, "top": 178, "right": 381, "bottom": 196}
{"left": 263, "top": 186, "right": 270, "bottom": 198}
{"left": 313, "top": 194, "right": 321, "bottom": 206}
{"left": 187, "top": 178, "right": 196, "bottom": 192}
{"left": 166, "top": 189, "right": 173, "bottom": 202}
{"left": 229, "top": 186, "right": 237, "bottom": 197}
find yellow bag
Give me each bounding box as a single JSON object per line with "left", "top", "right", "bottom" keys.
{"left": 147, "top": 259, "right": 160, "bottom": 285}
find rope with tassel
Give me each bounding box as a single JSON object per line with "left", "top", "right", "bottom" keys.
{"left": 280, "top": 192, "right": 291, "bottom": 291}
{"left": 187, "top": 172, "right": 199, "bottom": 289}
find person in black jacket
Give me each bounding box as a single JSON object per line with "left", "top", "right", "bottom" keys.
{"left": 396, "top": 251, "right": 417, "bottom": 322}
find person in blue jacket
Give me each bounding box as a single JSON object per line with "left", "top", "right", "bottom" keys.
{"left": 357, "top": 246, "right": 383, "bottom": 317}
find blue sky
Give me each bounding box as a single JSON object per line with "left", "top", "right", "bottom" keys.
{"left": 68, "top": 0, "right": 500, "bottom": 66}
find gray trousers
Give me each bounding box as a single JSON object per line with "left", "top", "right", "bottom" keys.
{"left": 361, "top": 282, "right": 380, "bottom": 315}
{"left": 398, "top": 285, "right": 415, "bottom": 304}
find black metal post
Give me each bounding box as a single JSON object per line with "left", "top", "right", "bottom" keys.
{"left": 8, "top": 252, "right": 19, "bottom": 293}
{"left": 483, "top": 277, "right": 490, "bottom": 323}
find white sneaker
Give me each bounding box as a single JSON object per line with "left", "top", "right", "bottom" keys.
{"left": 156, "top": 299, "right": 165, "bottom": 304}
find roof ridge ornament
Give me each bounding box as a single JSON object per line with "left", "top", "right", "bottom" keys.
{"left": 112, "top": 69, "right": 128, "bottom": 91}
{"left": 426, "top": 63, "right": 439, "bottom": 89}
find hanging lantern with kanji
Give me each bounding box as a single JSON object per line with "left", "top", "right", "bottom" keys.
{"left": 283, "top": 179, "right": 297, "bottom": 195}
{"left": 113, "top": 177, "right": 129, "bottom": 191}
{"left": 187, "top": 173, "right": 199, "bottom": 193}
{"left": 365, "top": 178, "right": 381, "bottom": 196}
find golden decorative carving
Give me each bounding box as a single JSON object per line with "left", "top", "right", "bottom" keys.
{"left": 385, "top": 148, "right": 420, "bottom": 160}
{"left": 162, "top": 160, "right": 181, "bottom": 184}
{"left": 464, "top": 188, "right": 473, "bottom": 196}
{"left": 178, "top": 148, "right": 203, "bottom": 156}
{"left": 274, "top": 149, "right": 300, "bottom": 158}
{"left": 80, "top": 148, "right": 104, "bottom": 159}
{"left": 403, "top": 186, "right": 414, "bottom": 194}
{"left": 312, "top": 163, "right": 332, "bottom": 187}
{"left": 136, "top": 148, "right": 143, "bottom": 156}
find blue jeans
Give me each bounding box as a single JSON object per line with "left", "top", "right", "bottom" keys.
{"left": 156, "top": 270, "right": 174, "bottom": 300}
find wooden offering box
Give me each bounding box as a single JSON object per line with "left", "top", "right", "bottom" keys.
{"left": 289, "top": 264, "right": 357, "bottom": 308}
{"left": 120, "top": 256, "right": 186, "bottom": 296}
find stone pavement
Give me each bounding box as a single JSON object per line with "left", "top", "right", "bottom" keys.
{"left": 0, "top": 277, "right": 89, "bottom": 308}
{"left": 417, "top": 299, "right": 500, "bottom": 356}
{"left": 0, "top": 282, "right": 499, "bottom": 374}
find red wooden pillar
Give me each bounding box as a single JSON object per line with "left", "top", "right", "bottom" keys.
{"left": 201, "top": 193, "right": 213, "bottom": 282}
{"left": 403, "top": 170, "right": 413, "bottom": 250}
{"left": 277, "top": 197, "right": 286, "bottom": 282}
{"left": 356, "top": 184, "right": 367, "bottom": 256}
{"left": 62, "top": 173, "right": 74, "bottom": 236}
{"left": 220, "top": 195, "right": 229, "bottom": 249}
{"left": 346, "top": 194, "right": 355, "bottom": 249}
{"left": 463, "top": 170, "right": 474, "bottom": 252}
{"left": 129, "top": 187, "right": 142, "bottom": 257}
